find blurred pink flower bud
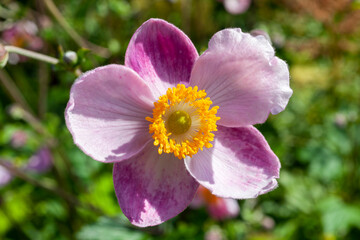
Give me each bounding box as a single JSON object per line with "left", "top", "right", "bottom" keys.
{"left": 221, "top": 0, "right": 251, "bottom": 15}
{"left": 334, "top": 113, "right": 347, "bottom": 128}
{"left": 0, "top": 162, "right": 13, "bottom": 187}
{"left": 25, "top": 148, "right": 53, "bottom": 173}
{"left": 10, "top": 130, "right": 28, "bottom": 148}
{"left": 191, "top": 185, "right": 240, "bottom": 220}
{"left": 205, "top": 226, "right": 225, "bottom": 240}
{"left": 261, "top": 216, "right": 275, "bottom": 230}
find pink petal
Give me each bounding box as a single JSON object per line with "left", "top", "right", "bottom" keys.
{"left": 184, "top": 126, "right": 280, "bottom": 199}
{"left": 224, "top": 0, "right": 251, "bottom": 15}
{"left": 208, "top": 198, "right": 240, "bottom": 220}
{"left": 65, "top": 64, "right": 155, "bottom": 163}
{"left": 113, "top": 143, "right": 199, "bottom": 227}
{"left": 125, "top": 18, "right": 199, "bottom": 99}
{"left": 190, "top": 28, "right": 292, "bottom": 127}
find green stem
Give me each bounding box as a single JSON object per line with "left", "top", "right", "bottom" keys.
{"left": 38, "top": 62, "right": 49, "bottom": 119}
{"left": 0, "top": 159, "right": 105, "bottom": 216}
{"left": 4, "top": 46, "right": 59, "bottom": 65}
{"left": 42, "top": 0, "right": 110, "bottom": 58}
{"left": 8, "top": 105, "right": 88, "bottom": 203}
{"left": 0, "top": 69, "right": 34, "bottom": 115}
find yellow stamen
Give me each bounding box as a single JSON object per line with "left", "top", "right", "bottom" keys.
{"left": 146, "top": 84, "right": 220, "bottom": 159}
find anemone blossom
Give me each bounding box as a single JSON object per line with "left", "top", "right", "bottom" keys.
{"left": 65, "top": 18, "right": 292, "bottom": 227}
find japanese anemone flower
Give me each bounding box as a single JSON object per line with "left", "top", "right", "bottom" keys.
{"left": 65, "top": 18, "right": 292, "bottom": 227}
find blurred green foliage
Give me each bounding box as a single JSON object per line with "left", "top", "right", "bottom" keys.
{"left": 1, "top": 0, "right": 360, "bottom": 239}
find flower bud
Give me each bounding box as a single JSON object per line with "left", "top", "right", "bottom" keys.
{"left": 334, "top": 113, "right": 347, "bottom": 128}
{"left": 63, "top": 51, "right": 78, "bottom": 65}
{"left": 0, "top": 162, "right": 13, "bottom": 187}
{"left": 26, "top": 148, "right": 53, "bottom": 173}
{"left": 0, "top": 44, "right": 9, "bottom": 68}
{"left": 8, "top": 104, "right": 25, "bottom": 119}
{"left": 10, "top": 130, "right": 28, "bottom": 148}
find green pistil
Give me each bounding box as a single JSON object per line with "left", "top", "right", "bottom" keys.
{"left": 166, "top": 110, "right": 191, "bottom": 135}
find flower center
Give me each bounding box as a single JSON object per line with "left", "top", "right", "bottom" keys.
{"left": 166, "top": 111, "right": 192, "bottom": 135}
{"left": 146, "top": 84, "right": 220, "bottom": 159}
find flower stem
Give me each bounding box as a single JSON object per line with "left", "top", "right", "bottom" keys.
{"left": 42, "top": 0, "right": 110, "bottom": 58}
{"left": 0, "top": 159, "right": 105, "bottom": 216}
{"left": 4, "top": 46, "right": 59, "bottom": 65}
{"left": 38, "top": 62, "right": 49, "bottom": 119}
{"left": 10, "top": 105, "right": 87, "bottom": 195}
{"left": 0, "top": 69, "right": 34, "bottom": 114}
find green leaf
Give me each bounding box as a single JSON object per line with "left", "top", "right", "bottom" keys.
{"left": 318, "top": 196, "right": 360, "bottom": 235}
{"left": 76, "top": 216, "right": 145, "bottom": 240}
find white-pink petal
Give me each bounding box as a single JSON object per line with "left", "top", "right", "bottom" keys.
{"left": 65, "top": 64, "right": 155, "bottom": 163}
{"left": 190, "top": 28, "right": 292, "bottom": 127}
{"left": 113, "top": 143, "right": 199, "bottom": 227}
{"left": 184, "top": 126, "right": 280, "bottom": 199}
{"left": 125, "top": 18, "right": 199, "bottom": 99}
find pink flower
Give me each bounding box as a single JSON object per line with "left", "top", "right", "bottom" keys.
{"left": 191, "top": 185, "right": 239, "bottom": 220}
{"left": 2, "top": 20, "right": 43, "bottom": 64}
{"left": 65, "top": 19, "right": 292, "bottom": 227}
{"left": 0, "top": 163, "right": 13, "bottom": 187}
{"left": 220, "top": 0, "right": 252, "bottom": 15}
{"left": 25, "top": 147, "right": 53, "bottom": 173}
{"left": 0, "top": 147, "right": 52, "bottom": 188}
{"left": 2, "top": 21, "right": 43, "bottom": 50}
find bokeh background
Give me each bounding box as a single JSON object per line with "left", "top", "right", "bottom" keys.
{"left": 1, "top": 0, "right": 360, "bottom": 239}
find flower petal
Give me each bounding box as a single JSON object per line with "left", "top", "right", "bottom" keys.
{"left": 184, "top": 126, "right": 280, "bottom": 199}
{"left": 190, "top": 28, "right": 292, "bottom": 127}
{"left": 113, "top": 143, "right": 199, "bottom": 227}
{"left": 223, "top": 0, "right": 251, "bottom": 15}
{"left": 65, "top": 64, "right": 155, "bottom": 163}
{"left": 125, "top": 18, "right": 199, "bottom": 98}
